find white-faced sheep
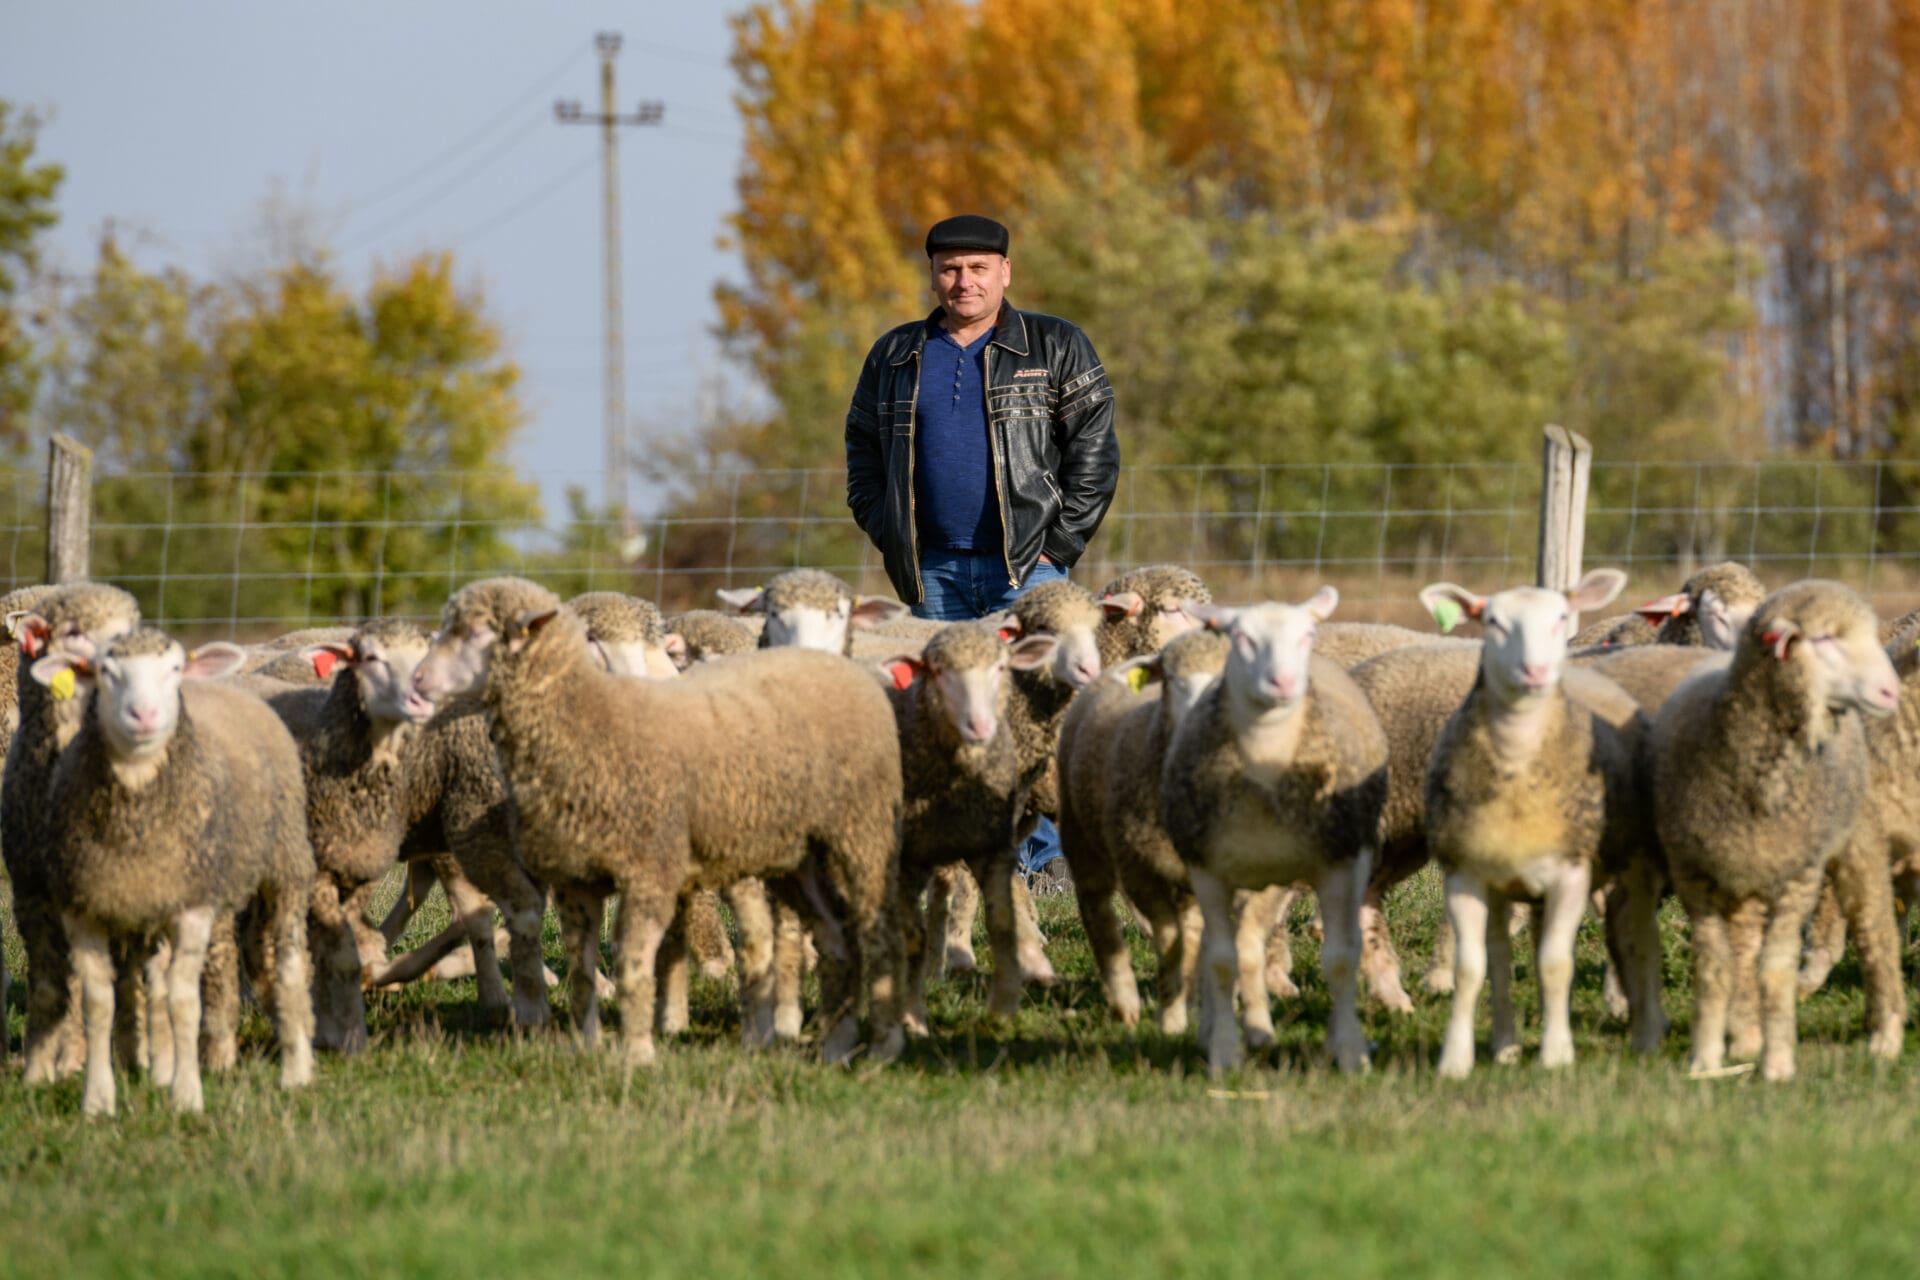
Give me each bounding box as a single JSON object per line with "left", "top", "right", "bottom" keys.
{"left": 413, "top": 576, "right": 907, "bottom": 1067}
{"left": 4, "top": 583, "right": 144, "bottom": 1083}
{"left": 880, "top": 622, "right": 1058, "bottom": 1026}
{"left": 1571, "top": 561, "right": 1765, "bottom": 653}
{"left": 718, "top": 568, "right": 909, "bottom": 655}
{"left": 1160, "top": 588, "right": 1388, "bottom": 1075}
{"left": 34, "top": 631, "right": 315, "bottom": 1116}
{"left": 662, "top": 609, "right": 757, "bottom": 667}
{"left": 1648, "top": 580, "right": 1898, "bottom": 1081}
{"left": 1417, "top": 569, "right": 1667, "bottom": 1077}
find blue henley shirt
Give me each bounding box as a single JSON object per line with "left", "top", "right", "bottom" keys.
{"left": 913, "top": 321, "right": 1003, "bottom": 553}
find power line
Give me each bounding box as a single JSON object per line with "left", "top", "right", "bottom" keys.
{"left": 339, "top": 113, "right": 551, "bottom": 253}
{"left": 347, "top": 44, "right": 588, "bottom": 213}
{"left": 453, "top": 150, "right": 599, "bottom": 245}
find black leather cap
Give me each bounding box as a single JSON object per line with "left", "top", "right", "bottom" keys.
{"left": 925, "top": 214, "right": 1009, "bottom": 258}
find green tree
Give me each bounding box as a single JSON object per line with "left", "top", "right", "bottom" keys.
{"left": 0, "top": 101, "right": 64, "bottom": 447}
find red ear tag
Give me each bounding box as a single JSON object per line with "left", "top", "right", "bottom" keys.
{"left": 997, "top": 627, "right": 1016, "bottom": 642}
{"left": 887, "top": 661, "right": 916, "bottom": 691}
{"left": 312, "top": 651, "right": 340, "bottom": 680}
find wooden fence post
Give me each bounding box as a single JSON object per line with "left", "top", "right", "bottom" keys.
{"left": 46, "top": 433, "right": 93, "bottom": 585}
{"left": 1537, "top": 424, "right": 1592, "bottom": 619}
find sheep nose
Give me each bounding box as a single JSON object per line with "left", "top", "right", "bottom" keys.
{"left": 1071, "top": 659, "right": 1100, "bottom": 686}
{"left": 1521, "top": 663, "right": 1553, "bottom": 688}
{"left": 129, "top": 705, "right": 160, "bottom": 733}
{"left": 964, "top": 714, "right": 996, "bottom": 742}
{"left": 1266, "top": 674, "right": 1300, "bottom": 701}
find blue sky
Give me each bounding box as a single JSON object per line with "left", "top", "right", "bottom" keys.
{"left": 3, "top": 1, "right": 756, "bottom": 517}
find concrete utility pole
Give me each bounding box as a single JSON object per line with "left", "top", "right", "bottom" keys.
{"left": 556, "top": 32, "right": 663, "bottom": 539}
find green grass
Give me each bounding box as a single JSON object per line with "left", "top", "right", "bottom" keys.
{"left": 3, "top": 870, "right": 1918, "bottom": 1280}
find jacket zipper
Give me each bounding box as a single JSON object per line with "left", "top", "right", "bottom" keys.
{"left": 984, "top": 343, "right": 1017, "bottom": 587}
{"left": 906, "top": 349, "right": 924, "bottom": 600}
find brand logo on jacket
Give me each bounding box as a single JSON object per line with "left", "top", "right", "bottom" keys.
{"left": 1015, "top": 368, "right": 1048, "bottom": 378}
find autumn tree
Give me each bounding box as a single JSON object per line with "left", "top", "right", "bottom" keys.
{"left": 0, "top": 101, "right": 63, "bottom": 447}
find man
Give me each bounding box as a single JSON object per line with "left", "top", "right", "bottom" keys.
{"left": 845, "top": 213, "right": 1119, "bottom": 875}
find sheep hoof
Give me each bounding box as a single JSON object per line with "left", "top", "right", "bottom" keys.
{"left": 867, "top": 1025, "right": 906, "bottom": 1065}
{"left": 1436, "top": 1049, "right": 1474, "bottom": 1080}
{"left": 1244, "top": 1023, "right": 1276, "bottom": 1052}
{"left": 1019, "top": 953, "right": 1058, "bottom": 987}
{"left": 1492, "top": 1043, "right": 1522, "bottom": 1067}
{"left": 1761, "top": 1052, "right": 1795, "bottom": 1083}
{"left": 1156, "top": 1003, "right": 1188, "bottom": 1036}
{"left": 1540, "top": 1041, "right": 1575, "bottom": 1070}
{"left": 943, "top": 947, "right": 977, "bottom": 976}
{"left": 1206, "top": 1043, "right": 1245, "bottom": 1077}
{"left": 821, "top": 1018, "right": 860, "bottom": 1065}
{"left": 1869, "top": 1023, "right": 1904, "bottom": 1061}
{"left": 513, "top": 995, "right": 551, "bottom": 1029}
{"left": 1368, "top": 979, "right": 1415, "bottom": 1014}
{"left": 1796, "top": 954, "right": 1833, "bottom": 998}
{"left": 1422, "top": 968, "right": 1455, "bottom": 995}
{"left": 902, "top": 1009, "right": 930, "bottom": 1040}
{"left": 1265, "top": 973, "right": 1301, "bottom": 1000}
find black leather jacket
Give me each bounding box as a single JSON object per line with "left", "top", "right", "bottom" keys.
{"left": 845, "top": 304, "right": 1119, "bottom": 604}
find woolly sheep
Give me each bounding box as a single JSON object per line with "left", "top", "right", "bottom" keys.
{"left": 879, "top": 622, "right": 1059, "bottom": 1025}
{"left": 1417, "top": 569, "right": 1665, "bottom": 1076}
{"left": 33, "top": 631, "right": 315, "bottom": 1116}
{"left": 413, "top": 576, "right": 907, "bottom": 1067}
{"left": 1161, "top": 588, "right": 1388, "bottom": 1074}
{"left": 1056, "top": 626, "right": 1228, "bottom": 1032}
{"left": 0, "top": 583, "right": 55, "bottom": 1059}
{"left": 5, "top": 583, "right": 143, "bottom": 1083}
{"left": 662, "top": 609, "right": 757, "bottom": 667}
{"left": 1094, "top": 564, "right": 1209, "bottom": 668}
{"left": 1571, "top": 561, "right": 1765, "bottom": 653}
{"left": 1648, "top": 580, "right": 1898, "bottom": 1080}
{"left": 568, "top": 591, "right": 681, "bottom": 677}
{"left": 718, "top": 568, "right": 909, "bottom": 655}
{"left": 1311, "top": 621, "right": 1439, "bottom": 670}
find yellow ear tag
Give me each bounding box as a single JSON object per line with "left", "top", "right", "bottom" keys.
{"left": 1125, "top": 666, "right": 1151, "bottom": 693}
{"left": 1430, "top": 599, "right": 1464, "bottom": 634}
{"left": 49, "top": 668, "right": 76, "bottom": 702}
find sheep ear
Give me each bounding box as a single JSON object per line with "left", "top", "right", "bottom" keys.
{"left": 505, "top": 609, "right": 560, "bottom": 655}
{"left": 183, "top": 643, "right": 247, "bottom": 682}
{"left": 1303, "top": 584, "right": 1339, "bottom": 621}
{"left": 985, "top": 611, "right": 1023, "bottom": 642}
{"left": 881, "top": 655, "right": 927, "bottom": 691}
{"left": 1100, "top": 591, "right": 1144, "bottom": 621}
{"left": 1761, "top": 619, "right": 1800, "bottom": 662}
{"left": 1568, "top": 568, "right": 1628, "bottom": 614}
{"left": 663, "top": 633, "right": 689, "bottom": 667}
{"left": 1634, "top": 592, "right": 1692, "bottom": 624}
{"left": 1187, "top": 602, "right": 1236, "bottom": 633}
{"left": 8, "top": 611, "right": 50, "bottom": 658}
{"left": 1418, "top": 583, "right": 1485, "bottom": 633}
{"left": 849, "top": 597, "right": 909, "bottom": 629}
{"left": 716, "top": 587, "right": 765, "bottom": 614}
{"left": 1007, "top": 635, "right": 1058, "bottom": 671}
{"left": 1111, "top": 654, "right": 1160, "bottom": 693}
{"left": 29, "top": 651, "right": 93, "bottom": 689}
{"left": 301, "top": 641, "right": 355, "bottom": 681}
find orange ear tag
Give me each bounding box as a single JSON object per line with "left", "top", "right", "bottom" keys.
{"left": 887, "top": 661, "right": 916, "bottom": 691}
{"left": 20, "top": 631, "right": 39, "bottom": 658}
{"left": 313, "top": 651, "right": 340, "bottom": 680}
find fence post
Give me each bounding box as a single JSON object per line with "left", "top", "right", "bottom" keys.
{"left": 45, "top": 434, "right": 93, "bottom": 585}
{"left": 1537, "top": 424, "right": 1592, "bottom": 615}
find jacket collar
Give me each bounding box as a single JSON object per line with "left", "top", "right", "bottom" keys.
{"left": 893, "top": 303, "right": 1029, "bottom": 364}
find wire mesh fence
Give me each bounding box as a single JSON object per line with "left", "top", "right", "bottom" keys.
{"left": 4, "top": 457, "right": 1920, "bottom": 641}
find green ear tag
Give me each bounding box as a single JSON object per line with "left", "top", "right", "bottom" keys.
{"left": 1125, "top": 666, "right": 1151, "bottom": 693}
{"left": 1430, "top": 599, "right": 1464, "bottom": 634}
{"left": 49, "top": 668, "right": 76, "bottom": 702}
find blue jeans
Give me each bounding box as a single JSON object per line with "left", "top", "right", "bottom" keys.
{"left": 912, "top": 548, "right": 1066, "bottom": 874}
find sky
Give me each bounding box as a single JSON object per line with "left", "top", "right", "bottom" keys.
{"left": 2, "top": 1, "right": 756, "bottom": 519}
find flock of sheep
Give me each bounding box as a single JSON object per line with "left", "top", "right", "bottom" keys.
{"left": 1, "top": 554, "right": 1914, "bottom": 1118}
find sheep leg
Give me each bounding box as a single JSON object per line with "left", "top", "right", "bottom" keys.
{"left": 555, "top": 887, "right": 605, "bottom": 1048}
{"left": 610, "top": 888, "right": 673, "bottom": 1071}
{"left": 1797, "top": 876, "right": 1846, "bottom": 997}
{"left": 1761, "top": 868, "right": 1824, "bottom": 1083}
{"left": 269, "top": 884, "right": 315, "bottom": 1090}
{"left": 1234, "top": 886, "right": 1282, "bottom": 1051}
{"left": 1066, "top": 847, "right": 1141, "bottom": 1029}
{"left": 1011, "top": 872, "right": 1056, "bottom": 986}
{"left": 654, "top": 905, "right": 689, "bottom": 1037}
{"left": 1486, "top": 894, "right": 1518, "bottom": 1065}
{"left": 1130, "top": 877, "right": 1195, "bottom": 1035}
{"left": 772, "top": 899, "right": 807, "bottom": 1042}
{"left": 1189, "top": 868, "right": 1244, "bottom": 1075}
{"left": 66, "top": 916, "right": 118, "bottom": 1118}
{"left": 307, "top": 879, "right": 368, "bottom": 1055}
{"left": 1423, "top": 914, "right": 1457, "bottom": 995}
{"left": 724, "top": 879, "right": 778, "bottom": 1049}
{"left": 780, "top": 867, "right": 861, "bottom": 1065}
{"left": 369, "top": 920, "right": 471, "bottom": 987}
{"left": 1605, "top": 862, "right": 1669, "bottom": 1054}
{"left": 110, "top": 937, "right": 147, "bottom": 1077}
{"left": 971, "top": 851, "right": 1027, "bottom": 1020}
{"left": 438, "top": 861, "right": 510, "bottom": 1020}
{"left": 1536, "top": 861, "right": 1590, "bottom": 1070}
{"left": 1826, "top": 827, "right": 1906, "bottom": 1060}
{"left": 161, "top": 906, "right": 214, "bottom": 1114}
{"left": 445, "top": 841, "right": 552, "bottom": 1028}
{"left": 1256, "top": 885, "right": 1300, "bottom": 1000}
{"left": 685, "top": 890, "right": 736, "bottom": 983}
{"left": 377, "top": 859, "right": 440, "bottom": 947}
{"left": 142, "top": 940, "right": 174, "bottom": 1085}
{"left": 20, "top": 901, "right": 75, "bottom": 1085}
{"left": 893, "top": 862, "right": 936, "bottom": 1039}
{"left": 1684, "top": 899, "right": 1733, "bottom": 1074}
{"left": 1358, "top": 888, "right": 1414, "bottom": 1015}
{"left": 1437, "top": 873, "right": 1489, "bottom": 1079}
{"left": 1318, "top": 852, "right": 1372, "bottom": 1074}
{"left": 201, "top": 916, "right": 239, "bottom": 1074}
{"left": 837, "top": 835, "right": 906, "bottom": 1067}
{"left": 1725, "top": 897, "right": 1766, "bottom": 1063}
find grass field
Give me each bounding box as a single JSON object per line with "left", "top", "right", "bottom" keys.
{"left": 3, "top": 869, "right": 1918, "bottom": 1280}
